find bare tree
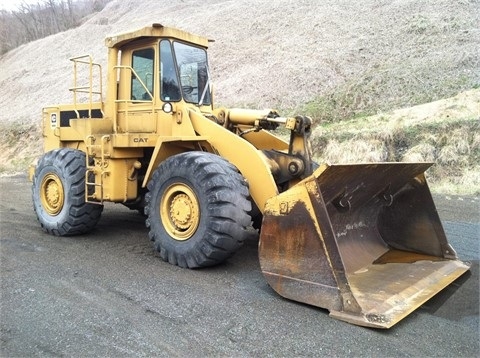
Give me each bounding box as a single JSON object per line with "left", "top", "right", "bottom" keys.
{"left": 0, "top": 0, "right": 111, "bottom": 56}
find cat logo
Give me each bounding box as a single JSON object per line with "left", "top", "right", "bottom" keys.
{"left": 134, "top": 137, "right": 148, "bottom": 143}
{"left": 50, "top": 113, "right": 57, "bottom": 129}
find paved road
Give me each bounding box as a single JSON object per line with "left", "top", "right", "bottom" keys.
{"left": 1, "top": 175, "right": 478, "bottom": 357}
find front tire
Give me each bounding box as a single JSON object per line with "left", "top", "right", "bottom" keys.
{"left": 32, "top": 148, "right": 103, "bottom": 236}
{"left": 145, "top": 152, "right": 252, "bottom": 268}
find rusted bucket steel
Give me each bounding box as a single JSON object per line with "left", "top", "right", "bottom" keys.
{"left": 259, "top": 162, "right": 470, "bottom": 328}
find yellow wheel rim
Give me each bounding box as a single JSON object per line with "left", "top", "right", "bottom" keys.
{"left": 40, "top": 173, "right": 65, "bottom": 216}
{"left": 161, "top": 183, "right": 200, "bottom": 241}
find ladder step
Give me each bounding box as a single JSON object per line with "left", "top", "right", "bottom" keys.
{"left": 85, "top": 135, "right": 110, "bottom": 204}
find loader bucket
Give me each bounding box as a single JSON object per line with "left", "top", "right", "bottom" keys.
{"left": 259, "top": 162, "right": 470, "bottom": 328}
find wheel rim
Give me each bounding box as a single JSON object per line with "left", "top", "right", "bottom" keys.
{"left": 161, "top": 183, "right": 200, "bottom": 241}
{"left": 40, "top": 173, "right": 65, "bottom": 216}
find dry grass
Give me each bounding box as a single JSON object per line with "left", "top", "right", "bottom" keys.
{"left": 0, "top": 121, "right": 42, "bottom": 174}
{"left": 312, "top": 89, "right": 480, "bottom": 195}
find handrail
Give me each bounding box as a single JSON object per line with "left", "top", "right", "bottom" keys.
{"left": 69, "top": 54, "right": 104, "bottom": 119}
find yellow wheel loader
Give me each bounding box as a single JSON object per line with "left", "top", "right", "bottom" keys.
{"left": 29, "top": 24, "right": 470, "bottom": 328}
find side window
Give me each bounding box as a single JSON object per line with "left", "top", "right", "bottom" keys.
{"left": 160, "top": 40, "right": 181, "bottom": 101}
{"left": 173, "top": 41, "right": 211, "bottom": 105}
{"left": 131, "top": 48, "right": 154, "bottom": 101}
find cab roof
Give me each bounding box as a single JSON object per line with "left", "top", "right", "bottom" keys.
{"left": 105, "top": 23, "right": 212, "bottom": 49}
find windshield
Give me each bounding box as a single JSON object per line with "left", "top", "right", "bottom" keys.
{"left": 173, "top": 41, "right": 211, "bottom": 105}
{"left": 160, "top": 40, "right": 181, "bottom": 102}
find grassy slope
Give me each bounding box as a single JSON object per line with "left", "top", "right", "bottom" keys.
{"left": 311, "top": 89, "right": 480, "bottom": 195}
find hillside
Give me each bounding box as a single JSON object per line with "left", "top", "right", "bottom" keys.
{"left": 312, "top": 89, "right": 480, "bottom": 195}
{"left": 0, "top": 0, "right": 479, "bottom": 194}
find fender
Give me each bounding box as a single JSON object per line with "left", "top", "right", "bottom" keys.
{"left": 142, "top": 134, "right": 210, "bottom": 189}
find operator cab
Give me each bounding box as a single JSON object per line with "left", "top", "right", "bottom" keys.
{"left": 105, "top": 23, "right": 213, "bottom": 133}
{"left": 129, "top": 39, "right": 211, "bottom": 106}
{"left": 107, "top": 24, "right": 211, "bottom": 106}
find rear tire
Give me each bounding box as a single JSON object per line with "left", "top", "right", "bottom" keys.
{"left": 145, "top": 152, "right": 252, "bottom": 268}
{"left": 32, "top": 148, "right": 103, "bottom": 236}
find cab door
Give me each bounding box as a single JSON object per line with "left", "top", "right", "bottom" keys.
{"left": 116, "top": 45, "right": 157, "bottom": 133}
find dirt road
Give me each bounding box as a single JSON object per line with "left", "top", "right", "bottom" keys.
{"left": 1, "top": 175, "right": 478, "bottom": 357}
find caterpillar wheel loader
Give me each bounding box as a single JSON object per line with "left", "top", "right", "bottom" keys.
{"left": 29, "top": 23, "right": 470, "bottom": 328}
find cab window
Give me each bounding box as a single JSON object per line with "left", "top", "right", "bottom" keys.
{"left": 131, "top": 48, "right": 154, "bottom": 101}
{"left": 173, "top": 41, "right": 211, "bottom": 105}
{"left": 160, "top": 40, "right": 181, "bottom": 101}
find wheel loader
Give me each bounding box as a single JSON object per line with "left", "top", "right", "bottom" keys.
{"left": 29, "top": 23, "right": 470, "bottom": 328}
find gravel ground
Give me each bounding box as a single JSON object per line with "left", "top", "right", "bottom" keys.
{"left": 0, "top": 174, "right": 478, "bottom": 357}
